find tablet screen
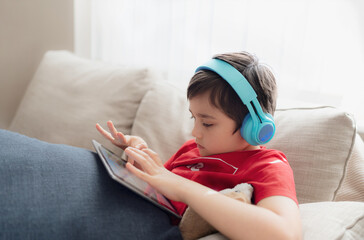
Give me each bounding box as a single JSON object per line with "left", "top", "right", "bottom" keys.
{"left": 92, "top": 140, "right": 180, "bottom": 218}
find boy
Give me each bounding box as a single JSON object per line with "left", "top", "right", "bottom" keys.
{"left": 96, "top": 52, "right": 302, "bottom": 239}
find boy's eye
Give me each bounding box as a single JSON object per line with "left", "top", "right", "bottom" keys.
{"left": 203, "top": 123, "right": 213, "bottom": 127}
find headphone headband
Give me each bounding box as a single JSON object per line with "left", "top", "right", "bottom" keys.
{"left": 195, "top": 58, "right": 275, "bottom": 145}
{"left": 195, "top": 59, "right": 256, "bottom": 105}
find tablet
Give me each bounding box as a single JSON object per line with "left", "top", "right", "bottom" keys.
{"left": 92, "top": 140, "right": 181, "bottom": 219}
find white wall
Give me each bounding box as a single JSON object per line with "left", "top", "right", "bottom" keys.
{"left": 0, "top": 0, "right": 74, "bottom": 128}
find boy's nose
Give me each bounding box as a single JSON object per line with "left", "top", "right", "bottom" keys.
{"left": 191, "top": 124, "right": 202, "bottom": 139}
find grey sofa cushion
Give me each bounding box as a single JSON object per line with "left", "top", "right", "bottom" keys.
{"left": 0, "top": 130, "right": 181, "bottom": 240}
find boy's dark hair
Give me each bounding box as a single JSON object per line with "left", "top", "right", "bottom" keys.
{"left": 187, "top": 52, "right": 277, "bottom": 133}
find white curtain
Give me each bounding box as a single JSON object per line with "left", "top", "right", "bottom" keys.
{"left": 75, "top": 0, "right": 364, "bottom": 126}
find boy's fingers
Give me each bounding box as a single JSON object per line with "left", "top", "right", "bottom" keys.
{"left": 116, "top": 132, "right": 127, "bottom": 144}
{"left": 107, "top": 121, "right": 118, "bottom": 138}
{"left": 143, "top": 148, "right": 157, "bottom": 156}
{"left": 125, "top": 147, "right": 155, "bottom": 172}
{"left": 142, "top": 148, "right": 163, "bottom": 166}
{"left": 96, "top": 123, "right": 114, "bottom": 141}
{"left": 126, "top": 162, "right": 149, "bottom": 182}
{"left": 128, "top": 158, "right": 135, "bottom": 165}
{"left": 136, "top": 143, "right": 148, "bottom": 150}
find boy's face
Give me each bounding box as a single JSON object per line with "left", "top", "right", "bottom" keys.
{"left": 189, "top": 91, "right": 258, "bottom": 156}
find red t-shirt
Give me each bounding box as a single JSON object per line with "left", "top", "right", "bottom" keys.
{"left": 164, "top": 139, "right": 298, "bottom": 216}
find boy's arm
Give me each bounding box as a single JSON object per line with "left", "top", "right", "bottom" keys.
{"left": 125, "top": 147, "right": 302, "bottom": 240}
{"left": 180, "top": 182, "right": 302, "bottom": 240}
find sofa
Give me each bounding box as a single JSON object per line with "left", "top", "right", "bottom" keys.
{"left": 4, "top": 51, "right": 364, "bottom": 239}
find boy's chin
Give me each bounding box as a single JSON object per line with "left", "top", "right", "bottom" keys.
{"left": 198, "top": 149, "right": 213, "bottom": 157}
{"left": 197, "top": 145, "right": 224, "bottom": 156}
{"left": 198, "top": 149, "right": 207, "bottom": 156}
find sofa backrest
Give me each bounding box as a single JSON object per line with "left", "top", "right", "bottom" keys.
{"left": 8, "top": 51, "right": 161, "bottom": 156}
{"left": 132, "top": 82, "right": 364, "bottom": 204}
{"left": 266, "top": 107, "right": 361, "bottom": 203}
{"left": 9, "top": 51, "right": 364, "bottom": 204}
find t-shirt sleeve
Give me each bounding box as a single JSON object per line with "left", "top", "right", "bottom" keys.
{"left": 248, "top": 152, "right": 298, "bottom": 205}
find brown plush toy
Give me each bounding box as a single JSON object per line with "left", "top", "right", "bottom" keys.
{"left": 179, "top": 183, "right": 254, "bottom": 240}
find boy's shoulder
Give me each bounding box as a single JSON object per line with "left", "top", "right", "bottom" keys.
{"left": 215, "top": 146, "right": 286, "bottom": 160}
{"left": 206, "top": 146, "right": 289, "bottom": 170}
{"left": 166, "top": 139, "right": 288, "bottom": 167}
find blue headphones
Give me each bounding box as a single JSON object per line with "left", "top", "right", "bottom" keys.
{"left": 195, "top": 58, "right": 275, "bottom": 145}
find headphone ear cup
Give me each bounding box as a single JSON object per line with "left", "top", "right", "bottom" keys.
{"left": 241, "top": 113, "right": 258, "bottom": 146}
{"left": 241, "top": 113, "right": 275, "bottom": 146}
{"left": 266, "top": 113, "right": 274, "bottom": 121}
{"left": 258, "top": 113, "right": 275, "bottom": 144}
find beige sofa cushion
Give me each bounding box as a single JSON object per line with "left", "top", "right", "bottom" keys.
{"left": 300, "top": 201, "right": 364, "bottom": 239}
{"left": 131, "top": 81, "right": 193, "bottom": 162}
{"left": 266, "top": 107, "right": 358, "bottom": 203}
{"left": 335, "top": 134, "right": 364, "bottom": 202}
{"left": 9, "top": 51, "right": 157, "bottom": 155}
{"left": 199, "top": 201, "right": 364, "bottom": 240}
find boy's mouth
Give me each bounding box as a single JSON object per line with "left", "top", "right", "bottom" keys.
{"left": 196, "top": 143, "right": 205, "bottom": 150}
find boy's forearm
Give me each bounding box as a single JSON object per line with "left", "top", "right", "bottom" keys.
{"left": 178, "top": 179, "right": 301, "bottom": 240}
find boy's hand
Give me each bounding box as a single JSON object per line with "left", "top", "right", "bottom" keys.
{"left": 96, "top": 121, "right": 148, "bottom": 150}
{"left": 125, "top": 147, "right": 188, "bottom": 203}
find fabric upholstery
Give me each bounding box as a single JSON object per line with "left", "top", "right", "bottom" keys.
{"left": 131, "top": 81, "right": 194, "bottom": 162}
{"left": 200, "top": 201, "right": 364, "bottom": 240}
{"left": 0, "top": 129, "right": 182, "bottom": 240}
{"left": 9, "top": 51, "right": 158, "bottom": 155}
{"left": 266, "top": 107, "right": 357, "bottom": 203}
{"left": 334, "top": 134, "right": 364, "bottom": 202}
{"left": 300, "top": 201, "right": 364, "bottom": 240}
{"left": 132, "top": 82, "right": 362, "bottom": 204}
